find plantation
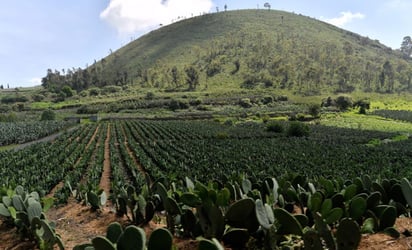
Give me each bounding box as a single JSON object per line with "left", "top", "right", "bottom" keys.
{"left": 1, "top": 6, "right": 412, "bottom": 250}
{"left": 1, "top": 118, "right": 412, "bottom": 249}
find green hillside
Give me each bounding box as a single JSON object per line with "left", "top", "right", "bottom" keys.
{"left": 42, "top": 9, "right": 412, "bottom": 96}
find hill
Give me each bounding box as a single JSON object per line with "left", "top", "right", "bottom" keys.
{"left": 42, "top": 9, "right": 412, "bottom": 97}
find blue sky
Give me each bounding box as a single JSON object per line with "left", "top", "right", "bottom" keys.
{"left": 0, "top": 0, "right": 410, "bottom": 87}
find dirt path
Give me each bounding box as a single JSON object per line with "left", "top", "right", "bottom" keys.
{"left": 99, "top": 123, "right": 111, "bottom": 196}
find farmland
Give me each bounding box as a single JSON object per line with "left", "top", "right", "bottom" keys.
{"left": 2, "top": 116, "right": 412, "bottom": 249}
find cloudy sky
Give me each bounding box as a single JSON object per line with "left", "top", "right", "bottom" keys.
{"left": 0, "top": 0, "right": 410, "bottom": 87}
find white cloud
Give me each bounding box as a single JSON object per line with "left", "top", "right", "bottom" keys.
{"left": 323, "top": 11, "right": 365, "bottom": 27}
{"left": 29, "top": 77, "right": 42, "bottom": 85}
{"left": 100, "top": 0, "right": 214, "bottom": 34}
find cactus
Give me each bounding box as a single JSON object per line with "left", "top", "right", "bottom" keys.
{"left": 383, "top": 227, "right": 400, "bottom": 239}
{"left": 0, "top": 203, "right": 11, "bottom": 217}
{"left": 361, "top": 217, "right": 376, "bottom": 234}
{"left": 198, "top": 238, "right": 224, "bottom": 250}
{"left": 366, "top": 191, "right": 381, "bottom": 210}
{"left": 372, "top": 182, "right": 388, "bottom": 203}
{"left": 379, "top": 205, "right": 397, "bottom": 230}
{"left": 86, "top": 191, "right": 106, "bottom": 210}
{"left": 294, "top": 214, "right": 309, "bottom": 228}
{"left": 242, "top": 178, "right": 252, "bottom": 194}
{"left": 92, "top": 236, "right": 115, "bottom": 250}
{"left": 180, "top": 192, "right": 202, "bottom": 207}
{"left": 216, "top": 187, "right": 230, "bottom": 207}
{"left": 400, "top": 178, "right": 412, "bottom": 208}
{"left": 222, "top": 228, "right": 249, "bottom": 249}
{"left": 12, "top": 194, "right": 25, "bottom": 211}
{"left": 27, "top": 199, "right": 42, "bottom": 222}
{"left": 308, "top": 191, "right": 323, "bottom": 213}
{"left": 324, "top": 208, "right": 343, "bottom": 225}
{"left": 106, "top": 222, "right": 123, "bottom": 244}
{"left": 148, "top": 227, "right": 173, "bottom": 250}
{"left": 225, "top": 198, "right": 259, "bottom": 233}
{"left": 255, "top": 199, "right": 273, "bottom": 230}
{"left": 313, "top": 212, "right": 336, "bottom": 250}
{"left": 336, "top": 218, "right": 361, "bottom": 250}
{"left": 198, "top": 204, "right": 224, "bottom": 238}
{"left": 117, "top": 225, "right": 146, "bottom": 250}
{"left": 349, "top": 196, "right": 366, "bottom": 220}
{"left": 181, "top": 209, "right": 197, "bottom": 237}
{"left": 343, "top": 184, "right": 358, "bottom": 201}
{"left": 273, "top": 208, "right": 303, "bottom": 236}
{"left": 303, "top": 228, "right": 322, "bottom": 250}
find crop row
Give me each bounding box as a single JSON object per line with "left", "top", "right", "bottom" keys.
{"left": 0, "top": 120, "right": 74, "bottom": 146}
{"left": 117, "top": 120, "right": 412, "bottom": 183}
{"left": 373, "top": 109, "right": 412, "bottom": 123}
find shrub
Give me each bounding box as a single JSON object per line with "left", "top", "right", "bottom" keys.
{"left": 89, "top": 87, "right": 100, "bottom": 96}
{"left": 262, "top": 96, "right": 274, "bottom": 105}
{"left": 266, "top": 121, "right": 284, "bottom": 133}
{"left": 145, "top": 92, "right": 155, "bottom": 100}
{"left": 32, "top": 94, "right": 45, "bottom": 102}
{"left": 335, "top": 96, "right": 353, "bottom": 111}
{"left": 40, "top": 109, "right": 56, "bottom": 121}
{"left": 277, "top": 95, "right": 288, "bottom": 102}
{"left": 287, "top": 122, "right": 309, "bottom": 137}
{"left": 239, "top": 98, "right": 252, "bottom": 108}
{"left": 308, "top": 104, "right": 321, "bottom": 118}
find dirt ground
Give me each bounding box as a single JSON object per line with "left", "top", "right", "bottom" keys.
{"left": 2, "top": 200, "right": 412, "bottom": 250}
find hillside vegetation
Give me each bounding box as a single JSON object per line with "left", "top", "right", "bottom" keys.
{"left": 41, "top": 9, "right": 411, "bottom": 97}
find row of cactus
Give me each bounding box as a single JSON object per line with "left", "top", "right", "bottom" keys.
{"left": 73, "top": 174, "right": 412, "bottom": 249}
{"left": 0, "top": 186, "right": 63, "bottom": 250}
{"left": 74, "top": 221, "right": 226, "bottom": 250}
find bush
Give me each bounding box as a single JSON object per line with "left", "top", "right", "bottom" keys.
{"left": 61, "top": 85, "right": 74, "bottom": 97}
{"left": 239, "top": 98, "right": 252, "bottom": 108}
{"left": 40, "top": 109, "right": 56, "bottom": 121}
{"left": 261, "top": 96, "right": 274, "bottom": 105}
{"left": 287, "top": 122, "right": 309, "bottom": 137}
{"left": 335, "top": 96, "right": 353, "bottom": 111}
{"left": 308, "top": 104, "right": 321, "bottom": 118}
{"left": 266, "top": 121, "right": 284, "bottom": 133}
{"left": 145, "top": 92, "right": 155, "bottom": 100}
{"left": 89, "top": 88, "right": 100, "bottom": 96}
{"left": 32, "top": 94, "right": 45, "bottom": 102}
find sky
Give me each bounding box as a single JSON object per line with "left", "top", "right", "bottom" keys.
{"left": 0, "top": 0, "right": 410, "bottom": 88}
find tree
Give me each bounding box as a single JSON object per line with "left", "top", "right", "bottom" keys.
{"left": 264, "top": 2, "right": 271, "bottom": 10}
{"left": 185, "top": 66, "right": 199, "bottom": 90}
{"left": 382, "top": 61, "right": 395, "bottom": 92}
{"left": 400, "top": 36, "right": 412, "bottom": 59}
{"left": 0, "top": 85, "right": 3, "bottom": 89}
{"left": 224, "top": 4, "right": 227, "bottom": 11}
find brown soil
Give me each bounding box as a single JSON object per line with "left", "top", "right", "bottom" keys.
{"left": 99, "top": 124, "right": 111, "bottom": 196}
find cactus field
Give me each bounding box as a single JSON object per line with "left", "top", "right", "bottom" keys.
{"left": 2, "top": 119, "right": 412, "bottom": 249}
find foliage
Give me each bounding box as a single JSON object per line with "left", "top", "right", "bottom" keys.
{"left": 286, "top": 121, "right": 310, "bottom": 137}
{"left": 0, "top": 121, "right": 72, "bottom": 146}
{"left": 266, "top": 121, "right": 284, "bottom": 133}
{"left": 40, "top": 109, "right": 56, "bottom": 121}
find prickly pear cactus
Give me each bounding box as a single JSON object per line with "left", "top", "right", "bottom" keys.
{"left": 147, "top": 227, "right": 173, "bottom": 250}
{"left": 336, "top": 218, "right": 360, "bottom": 250}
